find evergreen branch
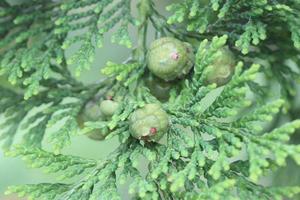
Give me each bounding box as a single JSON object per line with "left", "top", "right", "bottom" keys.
{"left": 5, "top": 183, "right": 70, "bottom": 200}
{"left": 6, "top": 145, "right": 97, "bottom": 179}
{"left": 2, "top": 1, "right": 300, "bottom": 200}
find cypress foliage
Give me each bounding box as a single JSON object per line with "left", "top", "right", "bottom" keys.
{"left": 1, "top": 0, "right": 300, "bottom": 199}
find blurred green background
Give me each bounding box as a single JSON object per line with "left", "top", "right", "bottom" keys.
{"left": 0, "top": 36, "right": 129, "bottom": 200}
{"left": 0, "top": 1, "right": 173, "bottom": 199}
{"left": 1, "top": 0, "right": 300, "bottom": 199}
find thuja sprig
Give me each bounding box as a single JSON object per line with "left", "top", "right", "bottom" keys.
{"left": 166, "top": 0, "right": 300, "bottom": 109}
{"left": 0, "top": 78, "right": 112, "bottom": 152}
{"left": 0, "top": 0, "right": 137, "bottom": 99}
{"left": 4, "top": 34, "right": 300, "bottom": 199}
{"left": 58, "top": 0, "right": 137, "bottom": 76}
{"left": 0, "top": 1, "right": 74, "bottom": 99}
{"left": 6, "top": 145, "right": 97, "bottom": 180}
{"left": 167, "top": 0, "right": 300, "bottom": 53}
{"left": 1, "top": 0, "right": 300, "bottom": 199}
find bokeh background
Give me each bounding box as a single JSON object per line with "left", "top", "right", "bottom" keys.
{"left": 0, "top": 35, "right": 129, "bottom": 200}
{"left": 0, "top": 1, "right": 171, "bottom": 199}
{"left": 1, "top": 0, "right": 300, "bottom": 199}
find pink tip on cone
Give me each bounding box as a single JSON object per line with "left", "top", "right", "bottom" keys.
{"left": 150, "top": 127, "right": 157, "bottom": 135}
{"left": 171, "top": 52, "right": 179, "bottom": 60}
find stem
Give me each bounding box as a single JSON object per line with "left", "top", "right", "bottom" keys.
{"left": 134, "top": 0, "right": 151, "bottom": 62}
{"left": 136, "top": 21, "right": 148, "bottom": 62}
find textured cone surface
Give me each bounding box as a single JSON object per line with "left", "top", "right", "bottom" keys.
{"left": 147, "top": 37, "right": 195, "bottom": 81}
{"left": 77, "top": 101, "right": 109, "bottom": 141}
{"left": 145, "top": 75, "right": 172, "bottom": 101}
{"left": 99, "top": 100, "right": 119, "bottom": 118}
{"left": 129, "top": 104, "right": 169, "bottom": 142}
{"left": 87, "top": 127, "right": 109, "bottom": 141}
{"left": 204, "top": 47, "right": 236, "bottom": 86}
